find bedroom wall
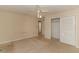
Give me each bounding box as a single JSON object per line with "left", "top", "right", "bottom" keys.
{"left": 44, "top": 17, "right": 51, "bottom": 39}
{"left": 0, "top": 11, "right": 38, "bottom": 44}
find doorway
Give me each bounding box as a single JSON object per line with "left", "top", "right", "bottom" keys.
{"left": 38, "top": 21, "right": 42, "bottom": 35}
{"left": 51, "top": 17, "right": 60, "bottom": 41}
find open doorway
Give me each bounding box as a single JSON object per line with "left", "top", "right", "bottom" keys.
{"left": 38, "top": 21, "right": 42, "bottom": 35}
{"left": 51, "top": 17, "right": 60, "bottom": 41}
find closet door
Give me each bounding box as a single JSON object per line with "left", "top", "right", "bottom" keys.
{"left": 60, "top": 16, "right": 76, "bottom": 46}
{"left": 52, "top": 19, "right": 60, "bottom": 39}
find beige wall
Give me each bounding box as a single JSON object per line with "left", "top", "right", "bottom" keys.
{"left": 44, "top": 17, "right": 51, "bottom": 39}
{"left": 24, "top": 16, "right": 38, "bottom": 38}
{"left": 0, "top": 11, "right": 38, "bottom": 44}
{"left": 45, "top": 8, "right": 79, "bottom": 47}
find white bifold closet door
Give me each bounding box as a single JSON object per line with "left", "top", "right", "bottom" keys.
{"left": 52, "top": 19, "right": 60, "bottom": 39}
{"left": 60, "top": 16, "right": 76, "bottom": 46}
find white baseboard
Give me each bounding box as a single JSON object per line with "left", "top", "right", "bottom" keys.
{"left": 60, "top": 39, "right": 75, "bottom": 47}
{"left": 75, "top": 44, "right": 79, "bottom": 48}
{"left": 0, "top": 36, "right": 36, "bottom": 45}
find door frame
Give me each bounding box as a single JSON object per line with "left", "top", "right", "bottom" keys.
{"left": 60, "top": 16, "right": 76, "bottom": 46}
{"left": 51, "top": 17, "right": 60, "bottom": 40}
{"left": 38, "top": 21, "right": 42, "bottom": 35}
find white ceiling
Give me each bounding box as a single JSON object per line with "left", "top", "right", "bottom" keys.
{"left": 0, "top": 5, "right": 78, "bottom": 17}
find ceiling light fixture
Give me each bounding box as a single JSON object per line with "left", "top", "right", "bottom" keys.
{"left": 36, "top": 5, "right": 42, "bottom": 18}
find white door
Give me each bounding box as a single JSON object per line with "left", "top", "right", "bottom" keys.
{"left": 60, "top": 16, "right": 76, "bottom": 46}
{"left": 52, "top": 19, "right": 60, "bottom": 39}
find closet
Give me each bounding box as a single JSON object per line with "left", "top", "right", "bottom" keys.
{"left": 60, "top": 16, "right": 76, "bottom": 46}
{"left": 51, "top": 16, "right": 76, "bottom": 46}
{"left": 51, "top": 17, "right": 60, "bottom": 40}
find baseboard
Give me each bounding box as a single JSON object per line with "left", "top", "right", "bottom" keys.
{"left": 0, "top": 36, "right": 37, "bottom": 45}
{"left": 60, "top": 40, "right": 75, "bottom": 47}
{"left": 75, "top": 46, "right": 79, "bottom": 48}
{"left": 75, "top": 44, "right": 79, "bottom": 48}
{"left": 44, "top": 37, "right": 51, "bottom": 40}
{"left": 51, "top": 37, "right": 60, "bottom": 40}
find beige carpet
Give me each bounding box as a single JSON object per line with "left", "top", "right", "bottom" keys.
{"left": 0, "top": 36, "right": 79, "bottom": 53}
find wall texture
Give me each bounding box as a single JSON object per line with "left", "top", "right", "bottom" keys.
{"left": 0, "top": 11, "right": 38, "bottom": 44}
